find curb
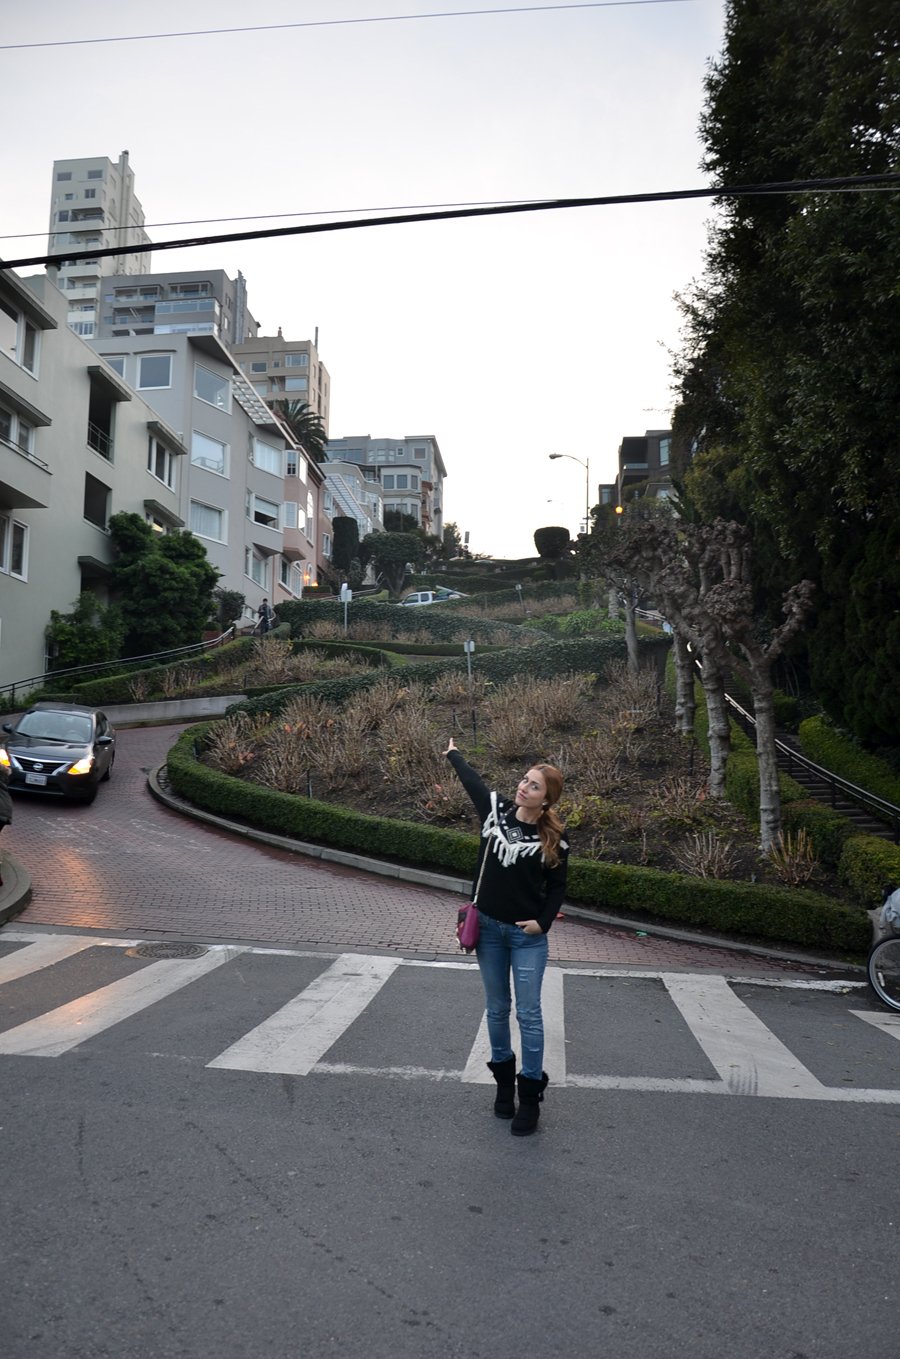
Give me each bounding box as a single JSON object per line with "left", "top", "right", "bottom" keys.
{"left": 0, "top": 852, "right": 33, "bottom": 927}
{"left": 147, "top": 763, "right": 865, "bottom": 974}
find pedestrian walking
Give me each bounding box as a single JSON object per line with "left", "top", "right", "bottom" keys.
{"left": 443, "top": 736, "right": 569, "bottom": 1136}
{"left": 257, "top": 598, "right": 273, "bottom": 635}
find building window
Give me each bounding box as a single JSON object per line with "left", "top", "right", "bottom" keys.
{"left": 322, "top": 532, "right": 332, "bottom": 557}
{"left": 284, "top": 353, "right": 308, "bottom": 367}
{"left": 148, "top": 436, "right": 176, "bottom": 490}
{"left": 101, "top": 355, "right": 126, "bottom": 377}
{"left": 87, "top": 169, "right": 103, "bottom": 179}
{"left": 84, "top": 472, "right": 111, "bottom": 529}
{"left": 56, "top": 171, "right": 72, "bottom": 181}
{"left": 659, "top": 437, "right": 671, "bottom": 467}
{"left": 306, "top": 492, "right": 315, "bottom": 542}
{"left": 190, "top": 500, "right": 226, "bottom": 541}
{"left": 253, "top": 439, "right": 283, "bottom": 476}
{"left": 283, "top": 501, "right": 298, "bottom": 529}
{"left": 245, "top": 548, "right": 267, "bottom": 587}
{"left": 1, "top": 298, "right": 40, "bottom": 375}
{"left": 194, "top": 364, "right": 231, "bottom": 411}
{"left": 137, "top": 353, "right": 172, "bottom": 389}
{"left": 413, "top": 446, "right": 427, "bottom": 459}
{"left": 251, "top": 382, "right": 268, "bottom": 396}
{"left": 285, "top": 450, "right": 297, "bottom": 477}
{"left": 191, "top": 430, "right": 228, "bottom": 476}
{"left": 84, "top": 188, "right": 97, "bottom": 200}
{"left": 395, "top": 474, "right": 408, "bottom": 490}
{"left": 0, "top": 514, "right": 29, "bottom": 580}
{"left": 284, "top": 376, "right": 308, "bottom": 392}
{"left": 250, "top": 361, "right": 267, "bottom": 373}
{"left": 0, "top": 401, "right": 35, "bottom": 456}
{"left": 247, "top": 493, "right": 281, "bottom": 529}
{"left": 382, "top": 474, "right": 395, "bottom": 490}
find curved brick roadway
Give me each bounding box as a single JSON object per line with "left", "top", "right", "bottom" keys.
{"left": 4, "top": 725, "right": 836, "bottom": 974}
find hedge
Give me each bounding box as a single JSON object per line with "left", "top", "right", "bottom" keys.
{"left": 799, "top": 716, "right": 900, "bottom": 811}
{"left": 165, "top": 726, "right": 869, "bottom": 955}
{"left": 276, "top": 598, "right": 532, "bottom": 644}
{"left": 838, "top": 834, "right": 900, "bottom": 907}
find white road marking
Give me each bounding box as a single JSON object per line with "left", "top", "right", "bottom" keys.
{"left": 0, "top": 950, "right": 233, "bottom": 1057}
{"left": 661, "top": 973, "right": 828, "bottom": 1098}
{"left": 0, "top": 937, "right": 103, "bottom": 984}
{"left": 461, "top": 964, "right": 566, "bottom": 1083}
{"left": 850, "top": 1009, "right": 900, "bottom": 1041}
{"left": 207, "top": 953, "right": 401, "bottom": 1075}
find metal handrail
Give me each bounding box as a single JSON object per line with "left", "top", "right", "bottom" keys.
{"left": 0, "top": 630, "right": 237, "bottom": 708}
{"left": 722, "top": 690, "right": 900, "bottom": 842}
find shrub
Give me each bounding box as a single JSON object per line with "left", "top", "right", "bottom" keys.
{"left": 837, "top": 834, "right": 900, "bottom": 910}
{"left": 671, "top": 831, "right": 740, "bottom": 880}
{"left": 799, "top": 716, "right": 900, "bottom": 812}
{"left": 766, "top": 828, "right": 818, "bottom": 887}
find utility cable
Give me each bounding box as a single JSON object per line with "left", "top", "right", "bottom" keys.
{"left": 4, "top": 174, "right": 899, "bottom": 272}
{"left": 1, "top": 2, "right": 696, "bottom": 51}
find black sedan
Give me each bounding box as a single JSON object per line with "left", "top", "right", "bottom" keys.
{"left": 0, "top": 703, "right": 116, "bottom": 804}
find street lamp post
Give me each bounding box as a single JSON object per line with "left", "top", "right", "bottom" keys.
{"left": 549, "top": 453, "right": 590, "bottom": 534}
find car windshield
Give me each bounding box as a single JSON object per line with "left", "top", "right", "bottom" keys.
{"left": 17, "top": 712, "right": 93, "bottom": 743}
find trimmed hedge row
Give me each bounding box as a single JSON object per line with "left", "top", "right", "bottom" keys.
{"left": 165, "top": 726, "right": 869, "bottom": 954}
{"left": 62, "top": 638, "right": 255, "bottom": 706}
{"left": 799, "top": 715, "right": 900, "bottom": 810}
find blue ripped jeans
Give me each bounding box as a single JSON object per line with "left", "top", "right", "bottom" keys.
{"left": 475, "top": 913, "right": 549, "bottom": 1080}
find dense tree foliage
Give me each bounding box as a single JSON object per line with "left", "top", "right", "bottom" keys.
{"left": 360, "top": 531, "right": 425, "bottom": 596}
{"left": 330, "top": 516, "right": 360, "bottom": 574}
{"left": 672, "top": 0, "right": 900, "bottom": 748}
{"left": 107, "top": 514, "right": 220, "bottom": 656}
{"left": 45, "top": 592, "right": 126, "bottom": 672}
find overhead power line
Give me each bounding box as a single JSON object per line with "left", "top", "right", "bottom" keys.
{"left": 3, "top": 174, "right": 899, "bottom": 272}
{"left": 1, "top": 1, "right": 695, "bottom": 51}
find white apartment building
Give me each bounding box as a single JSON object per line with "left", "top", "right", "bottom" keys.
{"left": 322, "top": 462, "right": 384, "bottom": 542}
{"left": 0, "top": 270, "right": 183, "bottom": 691}
{"left": 232, "top": 332, "right": 331, "bottom": 432}
{"left": 324, "top": 435, "right": 445, "bottom": 541}
{"left": 46, "top": 151, "right": 150, "bottom": 341}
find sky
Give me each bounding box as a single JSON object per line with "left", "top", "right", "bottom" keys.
{"left": 1, "top": 0, "right": 727, "bottom": 558}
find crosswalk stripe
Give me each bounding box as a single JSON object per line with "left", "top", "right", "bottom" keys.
{"left": 461, "top": 965, "right": 566, "bottom": 1083}
{"left": 662, "top": 973, "right": 826, "bottom": 1098}
{"left": 0, "top": 937, "right": 101, "bottom": 985}
{"left": 0, "top": 951, "right": 233, "bottom": 1057}
{"left": 850, "top": 1009, "right": 900, "bottom": 1041}
{"left": 207, "top": 953, "right": 401, "bottom": 1075}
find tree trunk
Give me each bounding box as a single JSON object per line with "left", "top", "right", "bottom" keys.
{"left": 751, "top": 668, "right": 782, "bottom": 852}
{"left": 701, "top": 655, "right": 731, "bottom": 798}
{"left": 607, "top": 585, "right": 619, "bottom": 620}
{"left": 623, "top": 593, "right": 640, "bottom": 673}
{"left": 672, "top": 630, "right": 696, "bottom": 735}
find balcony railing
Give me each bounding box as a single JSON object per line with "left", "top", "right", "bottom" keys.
{"left": 87, "top": 422, "right": 113, "bottom": 459}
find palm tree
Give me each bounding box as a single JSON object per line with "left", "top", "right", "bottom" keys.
{"left": 272, "top": 400, "right": 328, "bottom": 464}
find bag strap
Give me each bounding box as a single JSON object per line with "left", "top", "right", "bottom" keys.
{"left": 472, "top": 792, "right": 496, "bottom": 904}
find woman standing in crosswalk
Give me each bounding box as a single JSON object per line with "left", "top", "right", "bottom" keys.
{"left": 444, "top": 737, "right": 568, "bottom": 1136}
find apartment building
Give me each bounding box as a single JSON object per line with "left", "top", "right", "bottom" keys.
{"left": 232, "top": 332, "right": 331, "bottom": 432}
{"left": 0, "top": 270, "right": 183, "bottom": 689}
{"left": 598, "top": 429, "right": 675, "bottom": 510}
{"left": 324, "top": 435, "right": 444, "bottom": 541}
{"left": 322, "top": 462, "right": 384, "bottom": 543}
{"left": 96, "top": 269, "right": 258, "bottom": 349}
{"left": 46, "top": 151, "right": 150, "bottom": 341}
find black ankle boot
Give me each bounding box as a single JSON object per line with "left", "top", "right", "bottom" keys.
{"left": 486, "top": 1058, "right": 517, "bottom": 1119}
{"left": 510, "top": 1072, "right": 548, "bottom": 1136}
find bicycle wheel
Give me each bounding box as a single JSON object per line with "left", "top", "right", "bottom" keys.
{"left": 867, "top": 937, "right": 900, "bottom": 1012}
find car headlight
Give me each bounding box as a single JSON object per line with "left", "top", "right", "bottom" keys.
{"left": 69, "top": 756, "right": 95, "bottom": 775}
{"left": 0, "top": 748, "right": 9, "bottom": 769}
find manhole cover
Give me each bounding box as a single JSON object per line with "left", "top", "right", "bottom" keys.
{"left": 127, "top": 942, "right": 208, "bottom": 960}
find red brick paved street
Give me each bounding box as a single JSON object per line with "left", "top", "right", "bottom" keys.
{"left": 3, "top": 725, "right": 842, "bottom": 974}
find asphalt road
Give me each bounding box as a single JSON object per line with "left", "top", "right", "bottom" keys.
{"left": 1, "top": 725, "right": 897, "bottom": 1358}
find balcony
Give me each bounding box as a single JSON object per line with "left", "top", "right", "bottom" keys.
{"left": 0, "top": 439, "right": 51, "bottom": 509}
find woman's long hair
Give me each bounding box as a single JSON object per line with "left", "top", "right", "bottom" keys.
{"left": 534, "top": 763, "right": 565, "bottom": 868}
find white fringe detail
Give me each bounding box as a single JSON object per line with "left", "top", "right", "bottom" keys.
{"left": 481, "top": 791, "right": 546, "bottom": 867}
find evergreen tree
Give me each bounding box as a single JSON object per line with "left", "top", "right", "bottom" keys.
{"left": 107, "top": 513, "right": 220, "bottom": 656}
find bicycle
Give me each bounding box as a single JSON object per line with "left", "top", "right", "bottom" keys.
{"left": 867, "top": 933, "right": 900, "bottom": 1013}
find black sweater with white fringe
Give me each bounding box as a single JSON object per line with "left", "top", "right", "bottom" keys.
{"left": 446, "top": 750, "right": 568, "bottom": 933}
